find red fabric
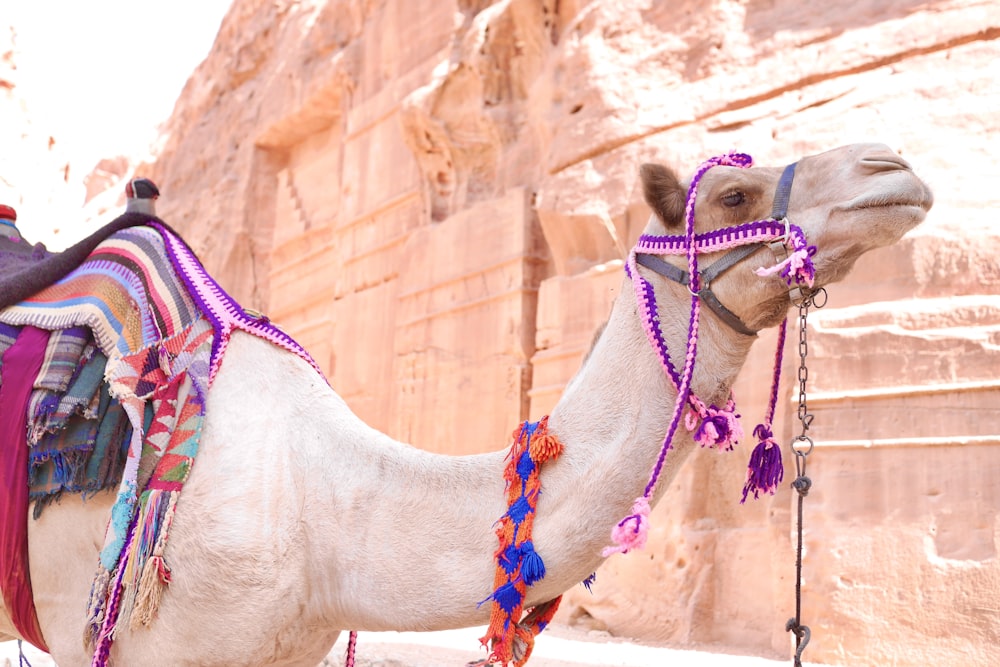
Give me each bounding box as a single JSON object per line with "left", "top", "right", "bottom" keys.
{"left": 0, "top": 325, "right": 50, "bottom": 652}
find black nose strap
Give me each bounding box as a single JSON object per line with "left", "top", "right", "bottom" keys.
{"left": 771, "top": 162, "right": 797, "bottom": 220}
{"left": 636, "top": 247, "right": 764, "bottom": 337}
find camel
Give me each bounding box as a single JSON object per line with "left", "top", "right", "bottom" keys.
{"left": 0, "top": 142, "right": 932, "bottom": 666}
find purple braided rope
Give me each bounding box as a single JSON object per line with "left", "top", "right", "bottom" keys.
{"left": 740, "top": 317, "right": 789, "bottom": 503}
{"left": 639, "top": 154, "right": 751, "bottom": 497}
{"left": 764, "top": 318, "right": 788, "bottom": 426}
{"left": 641, "top": 294, "right": 700, "bottom": 500}
{"left": 148, "top": 223, "right": 327, "bottom": 385}
{"left": 629, "top": 267, "right": 684, "bottom": 388}
{"left": 607, "top": 153, "right": 755, "bottom": 555}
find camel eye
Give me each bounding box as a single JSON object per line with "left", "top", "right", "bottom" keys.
{"left": 721, "top": 191, "right": 745, "bottom": 207}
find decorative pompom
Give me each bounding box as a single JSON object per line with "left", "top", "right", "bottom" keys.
{"left": 786, "top": 246, "right": 817, "bottom": 287}
{"left": 520, "top": 541, "right": 547, "bottom": 586}
{"left": 529, "top": 432, "right": 563, "bottom": 462}
{"left": 603, "top": 496, "right": 651, "bottom": 556}
{"left": 741, "top": 424, "right": 784, "bottom": 503}
{"left": 690, "top": 404, "right": 743, "bottom": 450}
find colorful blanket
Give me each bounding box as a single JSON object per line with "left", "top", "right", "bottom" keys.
{"left": 0, "top": 220, "right": 323, "bottom": 664}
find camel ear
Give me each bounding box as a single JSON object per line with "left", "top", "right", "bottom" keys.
{"left": 640, "top": 163, "right": 685, "bottom": 228}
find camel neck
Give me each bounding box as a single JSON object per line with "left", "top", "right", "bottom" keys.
{"left": 531, "top": 276, "right": 755, "bottom": 590}
{"left": 302, "top": 274, "right": 756, "bottom": 632}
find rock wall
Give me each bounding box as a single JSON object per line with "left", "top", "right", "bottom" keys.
{"left": 18, "top": 0, "right": 1000, "bottom": 664}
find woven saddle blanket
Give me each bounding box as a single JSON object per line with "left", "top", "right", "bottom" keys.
{"left": 0, "top": 218, "right": 322, "bottom": 659}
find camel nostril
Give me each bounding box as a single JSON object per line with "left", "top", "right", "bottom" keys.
{"left": 861, "top": 154, "right": 912, "bottom": 172}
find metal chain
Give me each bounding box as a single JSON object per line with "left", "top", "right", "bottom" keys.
{"left": 786, "top": 287, "right": 826, "bottom": 667}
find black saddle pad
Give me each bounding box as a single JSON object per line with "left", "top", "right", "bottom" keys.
{"left": 0, "top": 212, "right": 162, "bottom": 309}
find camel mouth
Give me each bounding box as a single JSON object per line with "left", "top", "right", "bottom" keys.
{"left": 848, "top": 190, "right": 934, "bottom": 214}
{"left": 853, "top": 199, "right": 929, "bottom": 212}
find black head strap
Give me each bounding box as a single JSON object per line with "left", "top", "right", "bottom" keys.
{"left": 636, "top": 250, "right": 762, "bottom": 336}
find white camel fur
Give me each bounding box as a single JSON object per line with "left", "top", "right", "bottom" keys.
{"left": 0, "top": 143, "right": 932, "bottom": 666}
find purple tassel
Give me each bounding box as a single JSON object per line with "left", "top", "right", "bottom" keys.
{"left": 741, "top": 424, "right": 784, "bottom": 503}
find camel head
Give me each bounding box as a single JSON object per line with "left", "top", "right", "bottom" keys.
{"left": 638, "top": 143, "right": 934, "bottom": 332}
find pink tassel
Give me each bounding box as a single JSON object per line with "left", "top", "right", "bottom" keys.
{"left": 603, "top": 497, "right": 651, "bottom": 556}
{"left": 755, "top": 246, "right": 816, "bottom": 286}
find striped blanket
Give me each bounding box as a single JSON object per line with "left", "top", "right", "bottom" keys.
{"left": 0, "top": 221, "right": 323, "bottom": 664}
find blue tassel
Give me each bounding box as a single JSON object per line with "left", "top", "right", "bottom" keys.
{"left": 582, "top": 572, "right": 597, "bottom": 593}
{"left": 520, "top": 541, "right": 546, "bottom": 586}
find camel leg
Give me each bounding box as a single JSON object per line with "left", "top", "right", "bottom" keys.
{"left": 28, "top": 491, "right": 114, "bottom": 665}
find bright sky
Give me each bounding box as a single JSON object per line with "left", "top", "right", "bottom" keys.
{"left": 9, "top": 0, "right": 233, "bottom": 171}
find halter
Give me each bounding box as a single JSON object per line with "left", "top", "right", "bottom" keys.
{"left": 604, "top": 153, "right": 817, "bottom": 556}
{"left": 633, "top": 160, "right": 802, "bottom": 336}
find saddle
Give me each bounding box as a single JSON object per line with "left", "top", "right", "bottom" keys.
{"left": 0, "top": 214, "right": 323, "bottom": 662}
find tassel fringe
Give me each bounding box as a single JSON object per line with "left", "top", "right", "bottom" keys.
{"left": 741, "top": 424, "right": 784, "bottom": 503}
{"left": 754, "top": 237, "right": 817, "bottom": 286}
{"left": 481, "top": 417, "right": 563, "bottom": 666}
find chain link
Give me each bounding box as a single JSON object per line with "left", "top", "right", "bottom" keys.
{"left": 787, "top": 287, "right": 826, "bottom": 667}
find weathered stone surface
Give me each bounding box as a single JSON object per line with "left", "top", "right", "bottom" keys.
{"left": 390, "top": 187, "right": 546, "bottom": 452}
{"left": 4, "top": 0, "right": 1000, "bottom": 664}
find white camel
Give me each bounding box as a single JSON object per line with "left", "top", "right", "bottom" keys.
{"left": 0, "top": 143, "right": 932, "bottom": 666}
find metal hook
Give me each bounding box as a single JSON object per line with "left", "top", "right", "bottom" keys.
{"left": 785, "top": 622, "right": 811, "bottom": 667}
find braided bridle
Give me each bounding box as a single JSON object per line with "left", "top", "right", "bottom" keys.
{"left": 605, "top": 153, "right": 817, "bottom": 556}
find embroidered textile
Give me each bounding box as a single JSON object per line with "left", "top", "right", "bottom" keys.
{"left": 0, "top": 221, "right": 322, "bottom": 666}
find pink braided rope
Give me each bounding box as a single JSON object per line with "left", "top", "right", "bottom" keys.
{"left": 607, "top": 151, "right": 817, "bottom": 554}
{"left": 606, "top": 152, "right": 750, "bottom": 556}
{"left": 344, "top": 631, "right": 357, "bottom": 667}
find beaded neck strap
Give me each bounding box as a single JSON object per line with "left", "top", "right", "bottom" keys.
{"left": 605, "top": 152, "right": 817, "bottom": 556}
